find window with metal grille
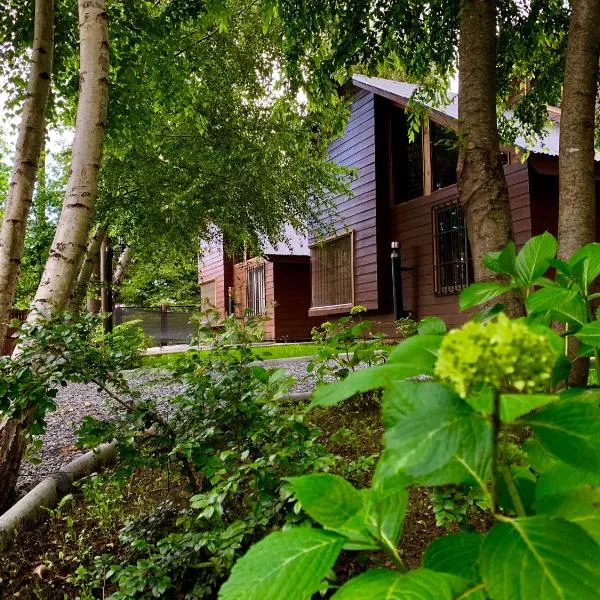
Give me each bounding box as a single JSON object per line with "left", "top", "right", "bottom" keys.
{"left": 246, "top": 264, "right": 266, "bottom": 315}
{"left": 199, "top": 280, "right": 216, "bottom": 307}
{"left": 432, "top": 200, "right": 473, "bottom": 295}
{"left": 310, "top": 234, "right": 353, "bottom": 308}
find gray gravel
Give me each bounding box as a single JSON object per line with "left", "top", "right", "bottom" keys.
{"left": 15, "top": 357, "right": 318, "bottom": 498}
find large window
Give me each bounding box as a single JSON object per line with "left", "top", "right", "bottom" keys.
{"left": 389, "top": 108, "right": 423, "bottom": 204}
{"left": 432, "top": 200, "right": 473, "bottom": 295}
{"left": 430, "top": 122, "right": 459, "bottom": 191}
{"left": 246, "top": 264, "right": 266, "bottom": 315}
{"left": 311, "top": 234, "right": 353, "bottom": 308}
{"left": 199, "top": 280, "right": 216, "bottom": 307}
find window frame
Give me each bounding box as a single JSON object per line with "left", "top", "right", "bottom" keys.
{"left": 246, "top": 262, "right": 267, "bottom": 316}
{"left": 199, "top": 278, "right": 217, "bottom": 307}
{"left": 432, "top": 199, "right": 473, "bottom": 296}
{"left": 309, "top": 231, "right": 355, "bottom": 313}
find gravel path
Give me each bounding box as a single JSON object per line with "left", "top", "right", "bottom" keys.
{"left": 15, "top": 357, "right": 316, "bottom": 497}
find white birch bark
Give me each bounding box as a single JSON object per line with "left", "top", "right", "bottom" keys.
{"left": 112, "top": 245, "right": 132, "bottom": 285}
{"left": 0, "top": 0, "right": 54, "bottom": 349}
{"left": 29, "top": 0, "right": 109, "bottom": 319}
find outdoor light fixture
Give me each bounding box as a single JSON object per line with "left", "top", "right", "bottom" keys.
{"left": 391, "top": 241, "right": 412, "bottom": 319}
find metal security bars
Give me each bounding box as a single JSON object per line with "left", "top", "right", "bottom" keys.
{"left": 246, "top": 264, "right": 266, "bottom": 315}
{"left": 432, "top": 199, "right": 473, "bottom": 295}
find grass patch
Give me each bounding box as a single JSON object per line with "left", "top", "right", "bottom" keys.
{"left": 142, "top": 343, "right": 318, "bottom": 369}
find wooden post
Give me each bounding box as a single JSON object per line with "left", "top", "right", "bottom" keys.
{"left": 100, "top": 237, "right": 113, "bottom": 333}
{"left": 160, "top": 304, "right": 168, "bottom": 346}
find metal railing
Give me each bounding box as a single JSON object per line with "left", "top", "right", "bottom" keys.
{"left": 114, "top": 305, "right": 200, "bottom": 347}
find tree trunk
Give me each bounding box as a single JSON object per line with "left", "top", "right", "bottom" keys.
{"left": 557, "top": 0, "right": 600, "bottom": 386}
{"left": 457, "top": 0, "right": 523, "bottom": 317}
{"left": 112, "top": 246, "right": 132, "bottom": 286}
{"left": 100, "top": 236, "right": 113, "bottom": 333}
{"left": 0, "top": 0, "right": 109, "bottom": 512}
{"left": 0, "top": 0, "right": 54, "bottom": 350}
{"left": 67, "top": 223, "right": 106, "bottom": 311}
{"left": 29, "top": 0, "right": 109, "bottom": 319}
{"left": 87, "top": 257, "right": 102, "bottom": 314}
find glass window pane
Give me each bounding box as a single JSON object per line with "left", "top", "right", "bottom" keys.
{"left": 310, "top": 235, "right": 353, "bottom": 307}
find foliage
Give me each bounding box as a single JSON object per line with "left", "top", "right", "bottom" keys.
{"left": 73, "top": 311, "right": 344, "bottom": 598}
{"left": 0, "top": 312, "right": 137, "bottom": 436}
{"left": 219, "top": 237, "right": 600, "bottom": 600}
{"left": 104, "top": 321, "right": 151, "bottom": 370}
{"left": 307, "top": 306, "right": 387, "bottom": 385}
{"left": 394, "top": 316, "right": 418, "bottom": 339}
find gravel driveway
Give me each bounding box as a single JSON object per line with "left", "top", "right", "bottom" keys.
{"left": 15, "top": 357, "right": 316, "bottom": 497}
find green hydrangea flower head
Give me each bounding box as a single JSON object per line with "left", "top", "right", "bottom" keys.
{"left": 435, "top": 313, "right": 558, "bottom": 397}
{"left": 350, "top": 305, "right": 367, "bottom": 315}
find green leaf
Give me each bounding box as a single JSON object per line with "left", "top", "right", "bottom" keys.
{"left": 519, "top": 401, "right": 600, "bottom": 473}
{"left": 367, "top": 469, "right": 409, "bottom": 548}
{"left": 526, "top": 288, "right": 588, "bottom": 326}
{"left": 535, "top": 464, "right": 600, "bottom": 499}
{"left": 459, "top": 282, "right": 513, "bottom": 311}
{"left": 576, "top": 320, "right": 600, "bottom": 347}
{"left": 423, "top": 532, "right": 483, "bottom": 583}
{"left": 332, "top": 568, "right": 455, "bottom": 600}
{"left": 515, "top": 232, "right": 557, "bottom": 286}
{"left": 464, "top": 389, "right": 559, "bottom": 423}
{"left": 387, "top": 334, "right": 442, "bottom": 366}
{"left": 480, "top": 517, "right": 600, "bottom": 600}
{"left": 417, "top": 316, "right": 446, "bottom": 336}
{"left": 568, "top": 243, "right": 600, "bottom": 291}
{"left": 309, "top": 363, "right": 430, "bottom": 409}
{"left": 536, "top": 487, "right": 600, "bottom": 544}
{"left": 218, "top": 529, "right": 345, "bottom": 600}
{"left": 287, "top": 474, "right": 373, "bottom": 546}
{"left": 498, "top": 467, "right": 536, "bottom": 515}
{"left": 384, "top": 383, "right": 490, "bottom": 480}
{"left": 522, "top": 437, "right": 557, "bottom": 474}
{"left": 483, "top": 241, "right": 517, "bottom": 277}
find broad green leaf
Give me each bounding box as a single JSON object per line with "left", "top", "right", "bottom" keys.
{"left": 498, "top": 467, "right": 536, "bottom": 515}
{"left": 287, "top": 474, "right": 373, "bottom": 547}
{"left": 576, "top": 320, "right": 600, "bottom": 347}
{"left": 480, "top": 517, "right": 600, "bottom": 600}
{"left": 568, "top": 243, "right": 600, "bottom": 291}
{"left": 535, "top": 464, "right": 600, "bottom": 499}
{"left": 536, "top": 487, "right": 600, "bottom": 544}
{"left": 417, "top": 316, "right": 446, "bottom": 336}
{"left": 384, "top": 384, "right": 489, "bottom": 479}
{"left": 559, "top": 387, "right": 600, "bottom": 404}
{"left": 483, "top": 241, "right": 517, "bottom": 277}
{"left": 309, "top": 363, "right": 428, "bottom": 409}
{"left": 515, "top": 231, "right": 557, "bottom": 286}
{"left": 382, "top": 381, "right": 433, "bottom": 427}
{"left": 332, "top": 568, "right": 455, "bottom": 600}
{"left": 218, "top": 529, "right": 345, "bottom": 600}
{"left": 459, "top": 282, "right": 513, "bottom": 311}
{"left": 423, "top": 532, "right": 483, "bottom": 583}
{"left": 519, "top": 401, "right": 600, "bottom": 473}
{"left": 526, "top": 288, "right": 587, "bottom": 326}
{"left": 367, "top": 469, "right": 409, "bottom": 548}
{"left": 522, "top": 437, "right": 557, "bottom": 474}
{"left": 387, "top": 334, "right": 442, "bottom": 367}
{"left": 465, "top": 389, "right": 559, "bottom": 423}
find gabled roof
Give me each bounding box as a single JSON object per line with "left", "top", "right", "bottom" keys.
{"left": 351, "top": 74, "right": 589, "bottom": 160}
{"left": 261, "top": 223, "right": 309, "bottom": 257}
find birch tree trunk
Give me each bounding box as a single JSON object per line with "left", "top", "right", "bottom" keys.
{"left": 0, "top": 0, "right": 54, "bottom": 350}
{"left": 0, "top": 0, "right": 109, "bottom": 512}
{"left": 112, "top": 246, "right": 132, "bottom": 285}
{"left": 29, "top": 0, "right": 109, "bottom": 319}
{"left": 457, "top": 0, "right": 523, "bottom": 317}
{"left": 67, "top": 224, "right": 106, "bottom": 311}
{"left": 557, "top": 0, "right": 600, "bottom": 385}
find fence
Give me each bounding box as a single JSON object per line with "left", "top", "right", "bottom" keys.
{"left": 114, "top": 305, "right": 200, "bottom": 347}
{"left": 2, "top": 309, "right": 28, "bottom": 356}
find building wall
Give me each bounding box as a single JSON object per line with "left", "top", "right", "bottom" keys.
{"left": 198, "top": 240, "right": 233, "bottom": 315}
{"left": 233, "top": 258, "right": 276, "bottom": 340}
{"left": 310, "top": 88, "right": 381, "bottom": 315}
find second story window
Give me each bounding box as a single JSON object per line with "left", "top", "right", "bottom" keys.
{"left": 389, "top": 108, "right": 424, "bottom": 204}
{"left": 432, "top": 199, "right": 473, "bottom": 295}
{"left": 430, "top": 121, "right": 459, "bottom": 191}
{"left": 310, "top": 233, "right": 353, "bottom": 308}
{"left": 246, "top": 264, "right": 266, "bottom": 315}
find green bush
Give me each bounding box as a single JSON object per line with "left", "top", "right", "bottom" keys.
{"left": 103, "top": 320, "right": 150, "bottom": 369}
{"left": 219, "top": 233, "right": 600, "bottom": 600}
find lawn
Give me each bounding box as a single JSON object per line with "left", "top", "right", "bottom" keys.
{"left": 142, "top": 343, "right": 319, "bottom": 369}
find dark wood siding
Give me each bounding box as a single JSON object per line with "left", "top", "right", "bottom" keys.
{"left": 198, "top": 240, "right": 233, "bottom": 315}
{"left": 311, "top": 88, "right": 379, "bottom": 314}
{"left": 385, "top": 161, "right": 531, "bottom": 328}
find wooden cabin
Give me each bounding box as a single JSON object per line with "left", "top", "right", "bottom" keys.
{"left": 198, "top": 226, "right": 322, "bottom": 341}
{"left": 309, "top": 75, "right": 600, "bottom": 331}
